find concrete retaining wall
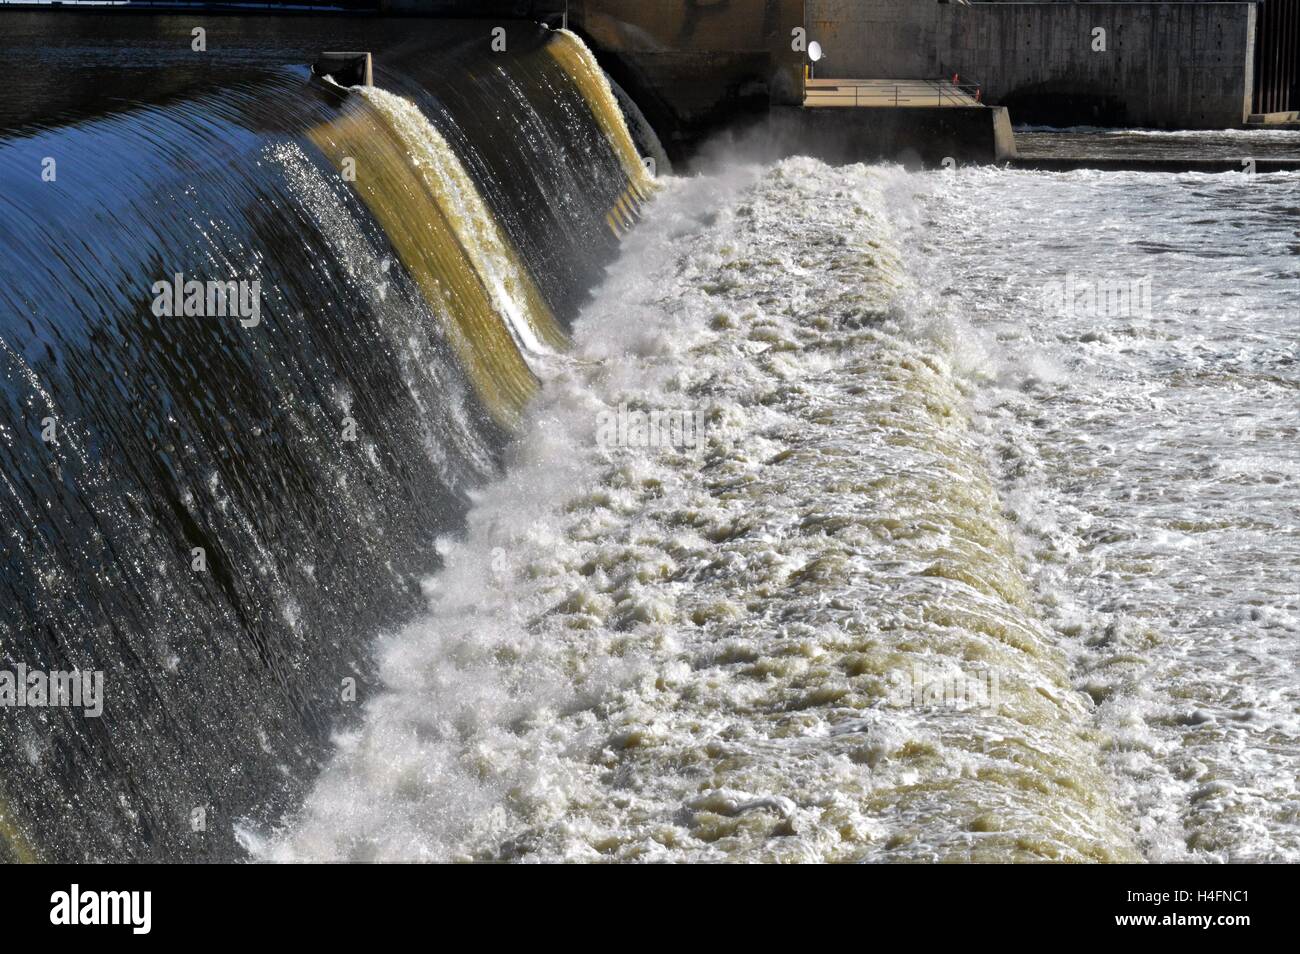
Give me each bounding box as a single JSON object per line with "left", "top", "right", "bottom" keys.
{"left": 937, "top": 2, "right": 1257, "bottom": 128}
{"left": 769, "top": 103, "right": 1017, "bottom": 167}
{"left": 803, "top": 1, "right": 1257, "bottom": 128}
{"left": 805, "top": 0, "right": 941, "bottom": 78}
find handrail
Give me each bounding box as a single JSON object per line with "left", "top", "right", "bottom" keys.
{"left": 939, "top": 63, "right": 985, "bottom": 102}
{"left": 805, "top": 78, "right": 983, "bottom": 108}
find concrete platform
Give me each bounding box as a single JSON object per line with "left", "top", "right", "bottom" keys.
{"left": 804, "top": 78, "right": 980, "bottom": 109}
{"left": 1011, "top": 157, "right": 1300, "bottom": 174}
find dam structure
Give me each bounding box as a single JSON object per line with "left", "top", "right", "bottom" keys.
{"left": 375, "top": 1, "right": 1300, "bottom": 148}
{"left": 0, "top": 12, "right": 655, "bottom": 862}
{"left": 1, "top": 1, "right": 1298, "bottom": 870}
{"left": 10, "top": 2, "right": 1296, "bottom": 162}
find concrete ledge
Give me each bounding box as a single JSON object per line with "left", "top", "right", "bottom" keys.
{"left": 1011, "top": 157, "right": 1300, "bottom": 173}
{"left": 767, "top": 105, "right": 1017, "bottom": 167}
{"left": 1247, "top": 112, "right": 1300, "bottom": 125}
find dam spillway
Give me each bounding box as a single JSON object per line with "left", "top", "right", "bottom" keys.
{"left": 1, "top": 7, "right": 1299, "bottom": 871}
{"left": 0, "top": 14, "right": 651, "bottom": 862}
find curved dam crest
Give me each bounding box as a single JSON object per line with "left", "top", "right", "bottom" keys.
{"left": 0, "top": 24, "right": 649, "bottom": 862}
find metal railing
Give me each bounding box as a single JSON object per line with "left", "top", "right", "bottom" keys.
{"left": 805, "top": 78, "right": 984, "bottom": 108}
{"left": 939, "top": 65, "right": 986, "bottom": 103}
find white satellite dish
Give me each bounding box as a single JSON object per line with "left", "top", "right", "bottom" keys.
{"left": 808, "top": 41, "right": 823, "bottom": 63}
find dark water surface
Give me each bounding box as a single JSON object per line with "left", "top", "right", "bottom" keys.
{"left": 1017, "top": 126, "right": 1300, "bottom": 161}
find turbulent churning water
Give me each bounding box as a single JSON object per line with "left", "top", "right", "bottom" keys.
{"left": 258, "top": 155, "right": 1300, "bottom": 863}
{"left": 916, "top": 166, "right": 1300, "bottom": 862}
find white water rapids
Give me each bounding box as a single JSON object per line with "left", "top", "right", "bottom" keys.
{"left": 248, "top": 156, "right": 1299, "bottom": 864}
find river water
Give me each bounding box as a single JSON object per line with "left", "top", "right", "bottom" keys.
{"left": 255, "top": 157, "right": 1299, "bottom": 862}
{"left": 3, "top": 12, "right": 1296, "bottom": 864}
{"left": 917, "top": 165, "right": 1300, "bottom": 862}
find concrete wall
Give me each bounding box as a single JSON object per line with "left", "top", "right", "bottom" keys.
{"left": 770, "top": 103, "right": 1017, "bottom": 166}
{"left": 805, "top": 0, "right": 942, "bottom": 78}
{"left": 938, "top": 2, "right": 1257, "bottom": 128}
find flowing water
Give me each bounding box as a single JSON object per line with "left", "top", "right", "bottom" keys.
{"left": 254, "top": 159, "right": 1141, "bottom": 862}
{"left": 0, "top": 15, "right": 642, "bottom": 862}
{"left": 915, "top": 167, "right": 1300, "bottom": 862}
{"left": 3, "top": 15, "right": 1297, "bottom": 865}
{"left": 258, "top": 163, "right": 1300, "bottom": 864}
{"left": 1016, "top": 126, "right": 1300, "bottom": 161}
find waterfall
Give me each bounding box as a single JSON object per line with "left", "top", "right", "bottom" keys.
{"left": 0, "top": 27, "right": 648, "bottom": 862}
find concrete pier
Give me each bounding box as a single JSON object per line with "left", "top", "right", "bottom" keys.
{"left": 770, "top": 103, "right": 1018, "bottom": 168}
{"left": 790, "top": 72, "right": 1016, "bottom": 166}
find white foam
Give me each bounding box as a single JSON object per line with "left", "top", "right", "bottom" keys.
{"left": 907, "top": 164, "right": 1300, "bottom": 862}
{"left": 255, "top": 159, "right": 1135, "bottom": 863}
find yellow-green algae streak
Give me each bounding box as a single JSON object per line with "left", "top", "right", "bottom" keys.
{"left": 550, "top": 30, "right": 655, "bottom": 199}
{"left": 0, "top": 804, "right": 38, "bottom": 864}
{"left": 308, "top": 95, "right": 543, "bottom": 429}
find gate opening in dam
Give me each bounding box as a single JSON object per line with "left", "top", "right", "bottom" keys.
{"left": 1254, "top": 0, "right": 1300, "bottom": 119}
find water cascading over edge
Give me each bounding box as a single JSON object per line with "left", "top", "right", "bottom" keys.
{"left": 0, "top": 25, "right": 654, "bottom": 862}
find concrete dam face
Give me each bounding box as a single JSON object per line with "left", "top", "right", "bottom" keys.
{"left": 0, "top": 14, "right": 652, "bottom": 862}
